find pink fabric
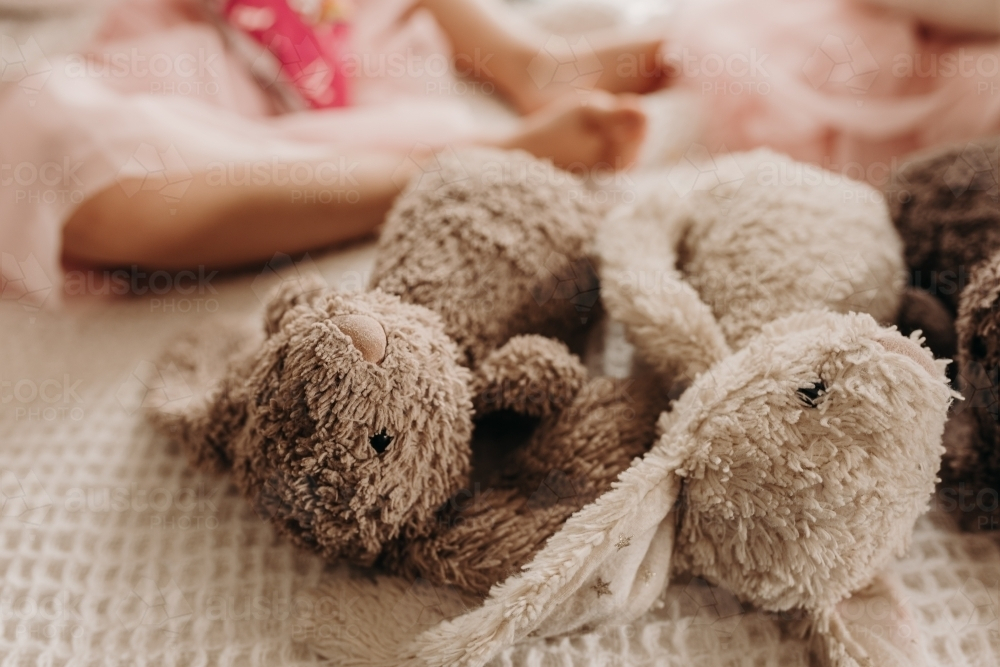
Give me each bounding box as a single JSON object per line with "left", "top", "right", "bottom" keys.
{"left": 0, "top": 0, "right": 476, "bottom": 308}
{"left": 666, "top": 0, "right": 1000, "bottom": 183}
{"left": 221, "top": 0, "right": 352, "bottom": 109}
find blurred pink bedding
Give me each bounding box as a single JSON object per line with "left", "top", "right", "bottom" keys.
{"left": 5, "top": 0, "right": 1000, "bottom": 309}
{"left": 665, "top": 0, "right": 1000, "bottom": 183}
{"left": 0, "top": 0, "right": 476, "bottom": 307}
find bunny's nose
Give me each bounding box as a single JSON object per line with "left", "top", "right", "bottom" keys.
{"left": 872, "top": 332, "right": 937, "bottom": 377}
{"left": 331, "top": 314, "right": 387, "bottom": 363}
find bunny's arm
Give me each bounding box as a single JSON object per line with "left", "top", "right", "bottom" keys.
{"left": 471, "top": 334, "right": 589, "bottom": 418}
{"left": 598, "top": 201, "right": 731, "bottom": 384}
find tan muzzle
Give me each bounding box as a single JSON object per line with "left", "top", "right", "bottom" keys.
{"left": 332, "top": 314, "right": 387, "bottom": 363}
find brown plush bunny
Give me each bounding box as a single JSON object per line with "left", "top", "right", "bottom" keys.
{"left": 886, "top": 136, "right": 1000, "bottom": 530}
{"left": 151, "top": 148, "right": 665, "bottom": 595}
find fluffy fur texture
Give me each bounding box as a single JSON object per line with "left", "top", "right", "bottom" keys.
{"left": 354, "top": 150, "right": 951, "bottom": 667}
{"left": 666, "top": 312, "right": 951, "bottom": 667}
{"left": 956, "top": 249, "right": 1000, "bottom": 498}
{"left": 151, "top": 148, "right": 664, "bottom": 597}
{"left": 372, "top": 147, "right": 600, "bottom": 366}
{"left": 599, "top": 149, "right": 905, "bottom": 384}
{"left": 384, "top": 372, "right": 663, "bottom": 595}
{"left": 886, "top": 137, "right": 1000, "bottom": 530}
{"left": 396, "top": 309, "right": 951, "bottom": 667}
{"left": 597, "top": 151, "right": 954, "bottom": 667}
{"left": 887, "top": 137, "right": 1000, "bottom": 313}
{"left": 155, "top": 286, "right": 475, "bottom": 567}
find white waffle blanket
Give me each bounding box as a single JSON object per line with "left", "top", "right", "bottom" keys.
{"left": 2, "top": 243, "right": 1000, "bottom": 667}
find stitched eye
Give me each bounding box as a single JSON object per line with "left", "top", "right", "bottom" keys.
{"left": 369, "top": 429, "right": 393, "bottom": 454}
{"left": 796, "top": 381, "right": 826, "bottom": 408}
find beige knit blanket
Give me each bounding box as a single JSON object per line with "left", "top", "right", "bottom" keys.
{"left": 2, "top": 242, "right": 999, "bottom": 666}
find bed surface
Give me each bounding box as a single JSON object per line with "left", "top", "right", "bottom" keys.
{"left": 3, "top": 244, "right": 1000, "bottom": 666}
{"left": 2, "top": 2, "right": 1000, "bottom": 666}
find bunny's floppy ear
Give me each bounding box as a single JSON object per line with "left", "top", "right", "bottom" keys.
{"left": 403, "top": 421, "right": 687, "bottom": 667}
{"left": 597, "top": 187, "right": 731, "bottom": 385}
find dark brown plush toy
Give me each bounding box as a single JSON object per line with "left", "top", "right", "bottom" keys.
{"left": 150, "top": 148, "right": 664, "bottom": 594}
{"left": 886, "top": 136, "right": 1000, "bottom": 530}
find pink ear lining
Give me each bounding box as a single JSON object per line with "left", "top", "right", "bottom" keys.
{"left": 331, "top": 314, "right": 388, "bottom": 363}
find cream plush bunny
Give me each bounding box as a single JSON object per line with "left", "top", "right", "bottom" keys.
{"left": 388, "top": 150, "right": 954, "bottom": 667}
{"left": 592, "top": 149, "right": 954, "bottom": 667}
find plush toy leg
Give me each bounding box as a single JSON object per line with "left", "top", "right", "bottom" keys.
{"left": 806, "top": 571, "right": 930, "bottom": 667}
{"left": 471, "top": 335, "right": 589, "bottom": 418}
{"left": 383, "top": 486, "right": 570, "bottom": 596}
{"left": 597, "top": 203, "right": 731, "bottom": 384}
{"left": 809, "top": 607, "right": 872, "bottom": 667}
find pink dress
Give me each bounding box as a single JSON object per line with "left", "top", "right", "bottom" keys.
{"left": 665, "top": 0, "right": 1000, "bottom": 182}
{"left": 0, "top": 0, "right": 477, "bottom": 309}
